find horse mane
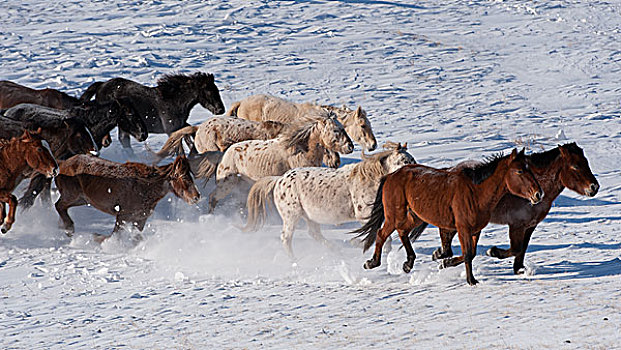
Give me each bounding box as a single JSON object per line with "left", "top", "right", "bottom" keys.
{"left": 157, "top": 72, "right": 212, "bottom": 99}
{"left": 529, "top": 142, "right": 582, "bottom": 168}
{"left": 349, "top": 150, "right": 393, "bottom": 182}
{"left": 461, "top": 152, "right": 507, "bottom": 185}
{"left": 282, "top": 118, "right": 322, "bottom": 153}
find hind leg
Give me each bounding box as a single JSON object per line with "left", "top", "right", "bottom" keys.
{"left": 0, "top": 192, "right": 18, "bottom": 233}
{"left": 281, "top": 215, "right": 299, "bottom": 260}
{"left": 54, "top": 177, "right": 85, "bottom": 236}
{"left": 512, "top": 226, "right": 536, "bottom": 274}
{"left": 306, "top": 220, "right": 336, "bottom": 252}
{"left": 433, "top": 228, "right": 457, "bottom": 261}
{"left": 364, "top": 221, "right": 395, "bottom": 270}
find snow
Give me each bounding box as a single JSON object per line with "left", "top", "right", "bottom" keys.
{"left": 1, "top": 0, "right": 620, "bottom": 348}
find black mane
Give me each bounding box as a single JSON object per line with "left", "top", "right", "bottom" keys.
{"left": 157, "top": 72, "right": 212, "bottom": 99}
{"left": 461, "top": 153, "right": 507, "bottom": 185}
{"left": 529, "top": 142, "right": 582, "bottom": 168}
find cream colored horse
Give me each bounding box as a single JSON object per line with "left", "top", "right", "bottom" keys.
{"left": 208, "top": 115, "right": 354, "bottom": 212}
{"left": 227, "top": 94, "right": 377, "bottom": 152}
{"left": 244, "top": 142, "right": 415, "bottom": 258}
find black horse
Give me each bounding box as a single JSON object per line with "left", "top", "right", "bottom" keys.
{"left": 0, "top": 114, "right": 99, "bottom": 207}
{"left": 4, "top": 100, "right": 148, "bottom": 149}
{"left": 80, "top": 72, "right": 225, "bottom": 149}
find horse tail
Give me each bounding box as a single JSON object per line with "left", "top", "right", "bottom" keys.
{"left": 153, "top": 126, "right": 198, "bottom": 162}
{"left": 243, "top": 176, "right": 280, "bottom": 232}
{"left": 226, "top": 101, "right": 241, "bottom": 117}
{"left": 192, "top": 151, "right": 222, "bottom": 181}
{"left": 350, "top": 176, "right": 387, "bottom": 252}
{"left": 79, "top": 82, "right": 103, "bottom": 102}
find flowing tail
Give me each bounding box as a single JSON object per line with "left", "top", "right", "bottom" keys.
{"left": 152, "top": 126, "right": 198, "bottom": 162}
{"left": 189, "top": 150, "right": 223, "bottom": 182}
{"left": 350, "top": 176, "right": 387, "bottom": 252}
{"left": 79, "top": 81, "right": 103, "bottom": 102}
{"left": 243, "top": 176, "right": 280, "bottom": 232}
{"left": 225, "top": 101, "right": 241, "bottom": 117}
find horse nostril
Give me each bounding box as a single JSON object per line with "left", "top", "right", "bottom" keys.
{"left": 534, "top": 191, "right": 543, "bottom": 201}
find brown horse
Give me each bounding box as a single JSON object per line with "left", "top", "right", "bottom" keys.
{"left": 0, "top": 129, "right": 58, "bottom": 233}
{"left": 0, "top": 80, "right": 80, "bottom": 110}
{"left": 431, "top": 143, "right": 599, "bottom": 274}
{"left": 55, "top": 155, "right": 200, "bottom": 240}
{"left": 353, "top": 149, "right": 543, "bottom": 285}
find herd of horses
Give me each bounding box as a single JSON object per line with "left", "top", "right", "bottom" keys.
{"left": 0, "top": 72, "right": 599, "bottom": 285}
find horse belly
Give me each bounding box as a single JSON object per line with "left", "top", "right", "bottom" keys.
{"left": 78, "top": 176, "right": 147, "bottom": 216}
{"left": 297, "top": 185, "right": 354, "bottom": 224}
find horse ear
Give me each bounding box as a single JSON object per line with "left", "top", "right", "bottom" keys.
{"left": 355, "top": 106, "right": 363, "bottom": 117}
{"left": 22, "top": 129, "right": 33, "bottom": 141}
{"left": 402, "top": 142, "right": 407, "bottom": 150}
{"left": 519, "top": 147, "right": 526, "bottom": 156}
{"left": 207, "top": 73, "right": 214, "bottom": 83}
{"left": 34, "top": 127, "right": 42, "bottom": 135}
{"left": 509, "top": 148, "right": 518, "bottom": 160}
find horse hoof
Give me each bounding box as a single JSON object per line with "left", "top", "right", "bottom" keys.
{"left": 364, "top": 259, "right": 378, "bottom": 270}
{"left": 1, "top": 227, "right": 6, "bottom": 234}
{"left": 403, "top": 262, "right": 413, "bottom": 274}
{"left": 514, "top": 267, "right": 526, "bottom": 275}
{"left": 467, "top": 277, "right": 479, "bottom": 286}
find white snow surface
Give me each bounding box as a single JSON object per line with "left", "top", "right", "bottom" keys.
{"left": 1, "top": 1, "right": 620, "bottom": 349}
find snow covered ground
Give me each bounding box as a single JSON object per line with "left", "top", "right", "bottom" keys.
{"left": 0, "top": 0, "right": 620, "bottom": 348}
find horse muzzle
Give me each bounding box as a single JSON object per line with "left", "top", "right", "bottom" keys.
{"left": 529, "top": 190, "right": 544, "bottom": 205}
{"left": 585, "top": 182, "right": 599, "bottom": 197}
{"left": 90, "top": 150, "right": 100, "bottom": 157}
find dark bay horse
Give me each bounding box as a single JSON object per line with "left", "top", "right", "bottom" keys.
{"left": 353, "top": 149, "right": 543, "bottom": 285}
{"left": 0, "top": 129, "right": 58, "bottom": 233}
{"left": 4, "top": 100, "right": 147, "bottom": 149}
{"left": 80, "top": 72, "right": 225, "bottom": 149}
{"left": 55, "top": 155, "right": 200, "bottom": 240}
{"left": 431, "top": 143, "right": 599, "bottom": 274}
{"left": 0, "top": 80, "right": 80, "bottom": 110}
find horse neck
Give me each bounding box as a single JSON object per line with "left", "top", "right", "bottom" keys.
{"left": 157, "top": 87, "right": 199, "bottom": 118}
{"left": 0, "top": 141, "right": 30, "bottom": 181}
{"left": 301, "top": 127, "right": 325, "bottom": 165}
{"left": 530, "top": 155, "right": 565, "bottom": 199}
{"left": 469, "top": 160, "right": 512, "bottom": 212}
{"left": 82, "top": 107, "right": 117, "bottom": 139}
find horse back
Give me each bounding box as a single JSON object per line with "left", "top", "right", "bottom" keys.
{"left": 59, "top": 155, "right": 157, "bottom": 179}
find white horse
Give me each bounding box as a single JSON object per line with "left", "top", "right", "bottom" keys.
{"left": 227, "top": 94, "right": 377, "bottom": 152}
{"left": 208, "top": 115, "right": 354, "bottom": 212}
{"left": 244, "top": 142, "right": 415, "bottom": 258}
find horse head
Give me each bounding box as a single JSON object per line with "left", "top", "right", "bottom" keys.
{"left": 113, "top": 98, "right": 148, "bottom": 142}
{"left": 20, "top": 128, "right": 58, "bottom": 178}
{"left": 557, "top": 143, "right": 599, "bottom": 197}
{"left": 340, "top": 106, "right": 377, "bottom": 152}
{"left": 379, "top": 142, "right": 415, "bottom": 173}
{"left": 193, "top": 72, "right": 225, "bottom": 115}
{"left": 317, "top": 115, "right": 354, "bottom": 154}
{"left": 167, "top": 155, "right": 200, "bottom": 205}
{"left": 505, "top": 148, "right": 544, "bottom": 205}
{"left": 61, "top": 118, "right": 99, "bottom": 157}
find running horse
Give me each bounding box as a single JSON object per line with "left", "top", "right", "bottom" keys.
{"left": 353, "top": 149, "right": 543, "bottom": 285}
{"left": 431, "top": 143, "right": 599, "bottom": 274}
{"left": 0, "top": 129, "right": 58, "bottom": 233}
{"left": 0, "top": 80, "right": 80, "bottom": 110}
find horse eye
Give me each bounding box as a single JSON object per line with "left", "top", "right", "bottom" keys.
{"left": 516, "top": 170, "right": 523, "bottom": 175}
{"left": 570, "top": 165, "right": 579, "bottom": 171}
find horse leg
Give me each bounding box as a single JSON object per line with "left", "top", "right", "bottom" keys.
{"left": 306, "top": 219, "right": 335, "bottom": 252}
{"left": 281, "top": 215, "right": 299, "bottom": 260}
{"left": 463, "top": 231, "right": 480, "bottom": 286}
{"left": 487, "top": 225, "right": 525, "bottom": 260}
{"left": 432, "top": 228, "right": 457, "bottom": 261}
{"left": 397, "top": 228, "right": 417, "bottom": 274}
{"left": 54, "top": 197, "right": 86, "bottom": 237}
{"left": 364, "top": 221, "right": 395, "bottom": 270}
{"left": 0, "top": 193, "right": 18, "bottom": 233}
{"left": 0, "top": 202, "right": 5, "bottom": 224}
{"left": 207, "top": 176, "right": 237, "bottom": 213}
{"left": 118, "top": 129, "right": 132, "bottom": 149}
{"left": 513, "top": 226, "right": 536, "bottom": 275}
{"left": 39, "top": 179, "right": 52, "bottom": 205}
{"left": 18, "top": 175, "right": 47, "bottom": 208}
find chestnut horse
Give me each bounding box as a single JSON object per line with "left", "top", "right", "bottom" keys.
{"left": 55, "top": 155, "right": 200, "bottom": 240}
{"left": 80, "top": 72, "right": 225, "bottom": 149}
{"left": 431, "top": 143, "right": 599, "bottom": 274}
{"left": 353, "top": 149, "right": 543, "bottom": 285}
{"left": 0, "top": 80, "right": 80, "bottom": 110}
{"left": 0, "top": 129, "right": 58, "bottom": 233}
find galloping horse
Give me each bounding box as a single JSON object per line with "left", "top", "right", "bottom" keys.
{"left": 245, "top": 142, "right": 415, "bottom": 258}
{"left": 55, "top": 155, "right": 200, "bottom": 241}
{"left": 0, "top": 129, "right": 58, "bottom": 233}
{"left": 208, "top": 115, "right": 353, "bottom": 212}
{"left": 353, "top": 149, "right": 543, "bottom": 285}
{"left": 80, "top": 72, "right": 225, "bottom": 149}
{"left": 227, "top": 94, "right": 377, "bottom": 166}
{"left": 0, "top": 80, "right": 80, "bottom": 110}
{"left": 431, "top": 143, "right": 599, "bottom": 274}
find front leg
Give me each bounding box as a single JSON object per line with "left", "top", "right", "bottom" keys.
{"left": 0, "top": 193, "right": 18, "bottom": 233}
{"left": 118, "top": 129, "right": 133, "bottom": 149}
{"left": 18, "top": 174, "right": 48, "bottom": 209}
{"left": 433, "top": 228, "right": 457, "bottom": 261}
{"left": 513, "top": 226, "right": 536, "bottom": 274}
